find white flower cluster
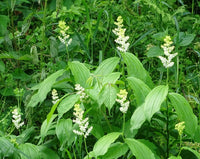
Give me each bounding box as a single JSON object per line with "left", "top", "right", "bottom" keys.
{"left": 158, "top": 36, "right": 178, "bottom": 68}
{"left": 52, "top": 89, "right": 59, "bottom": 104}
{"left": 73, "top": 104, "right": 93, "bottom": 138}
{"left": 75, "top": 84, "right": 88, "bottom": 101}
{"left": 58, "top": 21, "right": 72, "bottom": 47}
{"left": 116, "top": 89, "right": 130, "bottom": 113}
{"left": 12, "top": 108, "right": 24, "bottom": 129}
{"left": 113, "top": 16, "right": 130, "bottom": 52}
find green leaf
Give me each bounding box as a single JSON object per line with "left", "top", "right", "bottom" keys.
{"left": 50, "top": 36, "right": 58, "bottom": 58}
{"left": 93, "top": 132, "right": 121, "bottom": 157}
{"left": 47, "top": 94, "right": 70, "bottom": 123}
{"left": 122, "top": 52, "right": 153, "bottom": 88}
{"left": 38, "top": 146, "right": 60, "bottom": 159}
{"left": 102, "top": 142, "right": 129, "bottom": 159}
{"left": 102, "top": 72, "right": 121, "bottom": 85}
{"left": 94, "top": 57, "right": 119, "bottom": 76}
{"left": 179, "top": 34, "right": 195, "bottom": 46}
{"left": 169, "top": 93, "right": 198, "bottom": 137}
{"left": 40, "top": 114, "right": 57, "bottom": 141}
{"left": 168, "top": 156, "right": 182, "bottom": 159}
{"left": 69, "top": 61, "right": 90, "bottom": 88}
{"left": 56, "top": 119, "right": 74, "bottom": 148}
{"left": 18, "top": 143, "right": 40, "bottom": 159}
{"left": 182, "top": 147, "right": 200, "bottom": 158}
{"left": 152, "top": 32, "right": 166, "bottom": 41}
{"left": 143, "top": 85, "right": 168, "bottom": 121}
{"left": 0, "top": 137, "right": 15, "bottom": 157}
{"left": 130, "top": 104, "right": 146, "bottom": 130}
{"left": 194, "top": 125, "right": 200, "bottom": 142}
{"left": 0, "top": 15, "right": 9, "bottom": 36}
{"left": 125, "top": 138, "right": 156, "bottom": 159}
{"left": 57, "top": 94, "right": 79, "bottom": 118}
{"left": 27, "top": 69, "right": 65, "bottom": 107}
{"left": 99, "top": 84, "right": 117, "bottom": 111}
{"left": 147, "top": 46, "right": 164, "bottom": 57}
{"left": 127, "top": 77, "right": 151, "bottom": 106}
{"left": 0, "top": 60, "right": 5, "bottom": 72}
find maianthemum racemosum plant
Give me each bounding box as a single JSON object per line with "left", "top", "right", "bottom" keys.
{"left": 2, "top": 16, "right": 199, "bottom": 159}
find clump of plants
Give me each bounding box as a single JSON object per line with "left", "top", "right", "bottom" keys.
{"left": 0, "top": 0, "right": 200, "bottom": 159}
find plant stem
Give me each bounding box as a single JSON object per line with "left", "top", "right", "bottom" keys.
{"left": 166, "top": 100, "right": 169, "bottom": 158}
{"left": 84, "top": 137, "right": 89, "bottom": 158}
{"left": 166, "top": 68, "right": 169, "bottom": 85}
{"left": 122, "top": 113, "right": 126, "bottom": 139}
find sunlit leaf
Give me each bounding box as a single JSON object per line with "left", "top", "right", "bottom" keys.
{"left": 93, "top": 132, "right": 121, "bottom": 157}
{"left": 69, "top": 61, "right": 90, "bottom": 87}
{"left": 144, "top": 85, "right": 168, "bottom": 121}
{"left": 127, "top": 77, "right": 151, "bottom": 106}
{"left": 27, "top": 69, "right": 65, "bottom": 107}
{"left": 122, "top": 52, "right": 154, "bottom": 88}
{"left": 125, "top": 138, "right": 156, "bottom": 159}
{"left": 169, "top": 93, "right": 198, "bottom": 138}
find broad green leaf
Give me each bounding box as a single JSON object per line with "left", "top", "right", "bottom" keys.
{"left": 152, "top": 32, "right": 166, "bottom": 41}
{"left": 16, "top": 127, "right": 35, "bottom": 144}
{"left": 69, "top": 61, "right": 90, "bottom": 88}
{"left": 179, "top": 34, "right": 195, "bottom": 46}
{"left": 147, "top": 46, "right": 164, "bottom": 57}
{"left": 27, "top": 69, "right": 65, "bottom": 107}
{"left": 194, "top": 125, "right": 200, "bottom": 142}
{"left": 93, "top": 132, "right": 121, "bottom": 157}
{"left": 40, "top": 114, "right": 57, "bottom": 141}
{"left": 47, "top": 94, "right": 70, "bottom": 123}
{"left": 38, "top": 145, "right": 60, "bottom": 159}
{"left": 0, "top": 137, "right": 15, "bottom": 157}
{"left": 127, "top": 77, "right": 151, "bottom": 106}
{"left": 0, "top": 60, "right": 5, "bottom": 72}
{"left": 0, "top": 15, "right": 9, "bottom": 36}
{"left": 169, "top": 93, "right": 198, "bottom": 137}
{"left": 50, "top": 36, "right": 58, "bottom": 58}
{"left": 144, "top": 85, "right": 168, "bottom": 121}
{"left": 122, "top": 52, "right": 153, "bottom": 88}
{"left": 57, "top": 94, "right": 79, "bottom": 118}
{"left": 130, "top": 104, "right": 146, "bottom": 130}
{"left": 18, "top": 143, "right": 40, "bottom": 159}
{"left": 56, "top": 119, "right": 74, "bottom": 148}
{"left": 125, "top": 138, "right": 156, "bottom": 159}
{"left": 94, "top": 57, "right": 119, "bottom": 76}
{"left": 168, "top": 156, "right": 182, "bottom": 159}
{"left": 182, "top": 147, "right": 200, "bottom": 158}
{"left": 99, "top": 84, "right": 117, "bottom": 111}
{"left": 102, "top": 142, "right": 129, "bottom": 159}
{"left": 102, "top": 72, "right": 121, "bottom": 85}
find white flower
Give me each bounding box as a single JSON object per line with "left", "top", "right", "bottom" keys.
{"left": 58, "top": 21, "right": 72, "bottom": 47}
{"left": 113, "top": 16, "right": 130, "bottom": 52}
{"left": 75, "top": 84, "right": 88, "bottom": 101}
{"left": 158, "top": 36, "right": 178, "bottom": 68}
{"left": 116, "top": 89, "right": 129, "bottom": 114}
{"left": 12, "top": 108, "right": 24, "bottom": 129}
{"left": 52, "top": 89, "right": 59, "bottom": 104}
{"left": 73, "top": 104, "right": 93, "bottom": 138}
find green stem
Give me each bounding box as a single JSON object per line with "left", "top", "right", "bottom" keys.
{"left": 84, "top": 138, "right": 89, "bottom": 158}
{"left": 122, "top": 113, "right": 126, "bottom": 139}
{"left": 178, "top": 135, "right": 182, "bottom": 156}
{"left": 166, "top": 100, "right": 169, "bottom": 158}
{"left": 166, "top": 68, "right": 169, "bottom": 85}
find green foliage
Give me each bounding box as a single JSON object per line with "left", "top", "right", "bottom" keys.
{"left": 0, "top": 0, "right": 199, "bottom": 158}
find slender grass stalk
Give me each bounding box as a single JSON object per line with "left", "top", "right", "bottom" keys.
{"left": 166, "top": 67, "right": 170, "bottom": 158}
{"left": 122, "top": 113, "right": 126, "bottom": 139}
{"left": 41, "top": 0, "right": 48, "bottom": 65}
{"left": 192, "top": 0, "right": 194, "bottom": 14}
{"left": 65, "top": 148, "right": 72, "bottom": 159}
{"left": 84, "top": 138, "right": 89, "bottom": 158}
